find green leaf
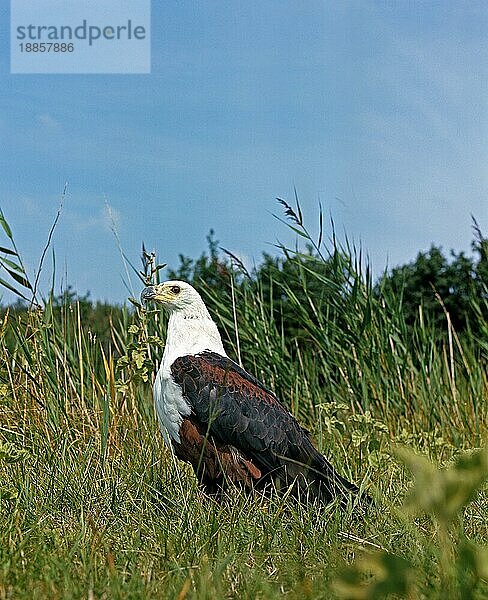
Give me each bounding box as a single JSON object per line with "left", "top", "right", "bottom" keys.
{"left": 332, "top": 552, "right": 415, "bottom": 599}
{"left": 0, "top": 276, "right": 31, "bottom": 301}
{"left": 458, "top": 541, "right": 488, "bottom": 582}
{"left": 0, "top": 486, "right": 18, "bottom": 500}
{"left": 128, "top": 297, "right": 142, "bottom": 309}
{"left": 351, "top": 431, "right": 368, "bottom": 446}
{"left": 0, "top": 256, "right": 24, "bottom": 273}
{"left": 396, "top": 446, "right": 488, "bottom": 523}
{"left": 0, "top": 210, "right": 13, "bottom": 239}
{"left": 0, "top": 246, "right": 17, "bottom": 256}
{"left": 0, "top": 441, "right": 30, "bottom": 463}
{"left": 5, "top": 268, "right": 32, "bottom": 289}
{"left": 473, "top": 545, "right": 488, "bottom": 580}
{"left": 116, "top": 356, "right": 129, "bottom": 368}
{"left": 287, "top": 225, "right": 308, "bottom": 238}
{"left": 368, "top": 438, "right": 381, "bottom": 452}
{"left": 132, "top": 350, "right": 146, "bottom": 370}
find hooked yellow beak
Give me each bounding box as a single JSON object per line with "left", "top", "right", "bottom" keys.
{"left": 140, "top": 285, "right": 168, "bottom": 304}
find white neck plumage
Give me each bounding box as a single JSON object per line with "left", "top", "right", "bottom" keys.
{"left": 160, "top": 302, "right": 227, "bottom": 376}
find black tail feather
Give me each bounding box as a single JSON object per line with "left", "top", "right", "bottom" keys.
{"left": 312, "top": 454, "right": 372, "bottom": 508}
{"left": 275, "top": 451, "right": 372, "bottom": 509}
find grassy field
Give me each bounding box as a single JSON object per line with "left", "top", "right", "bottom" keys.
{"left": 1, "top": 210, "right": 487, "bottom": 599}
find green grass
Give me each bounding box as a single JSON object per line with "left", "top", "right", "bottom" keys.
{"left": 0, "top": 209, "right": 487, "bottom": 599}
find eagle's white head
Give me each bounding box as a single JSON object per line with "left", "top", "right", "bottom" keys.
{"left": 141, "top": 280, "right": 227, "bottom": 372}
{"left": 141, "top": 280, "right": 210, "bottom": 318}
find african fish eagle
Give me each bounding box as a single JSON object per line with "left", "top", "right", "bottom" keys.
{"left": 141, "top": 280, "right": 366, "bottom": 505}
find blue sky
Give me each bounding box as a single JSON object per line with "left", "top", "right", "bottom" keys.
{"left": 0, "top": 1, "right": 487, "bottom": 303}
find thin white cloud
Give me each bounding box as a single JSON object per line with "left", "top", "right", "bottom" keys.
{"left": 37, "top": 114, "right": 61, "bottom": 130}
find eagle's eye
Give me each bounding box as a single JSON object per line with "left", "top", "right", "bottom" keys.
{"left": 170, "top": 285, "right": 181, "bottom": 295}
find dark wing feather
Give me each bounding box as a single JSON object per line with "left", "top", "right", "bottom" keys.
{"left": 171, "top": 351, "right": 294, "bottom": 473}
{"left": 171, "top": 351, "right": 360, "bottom": 501}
